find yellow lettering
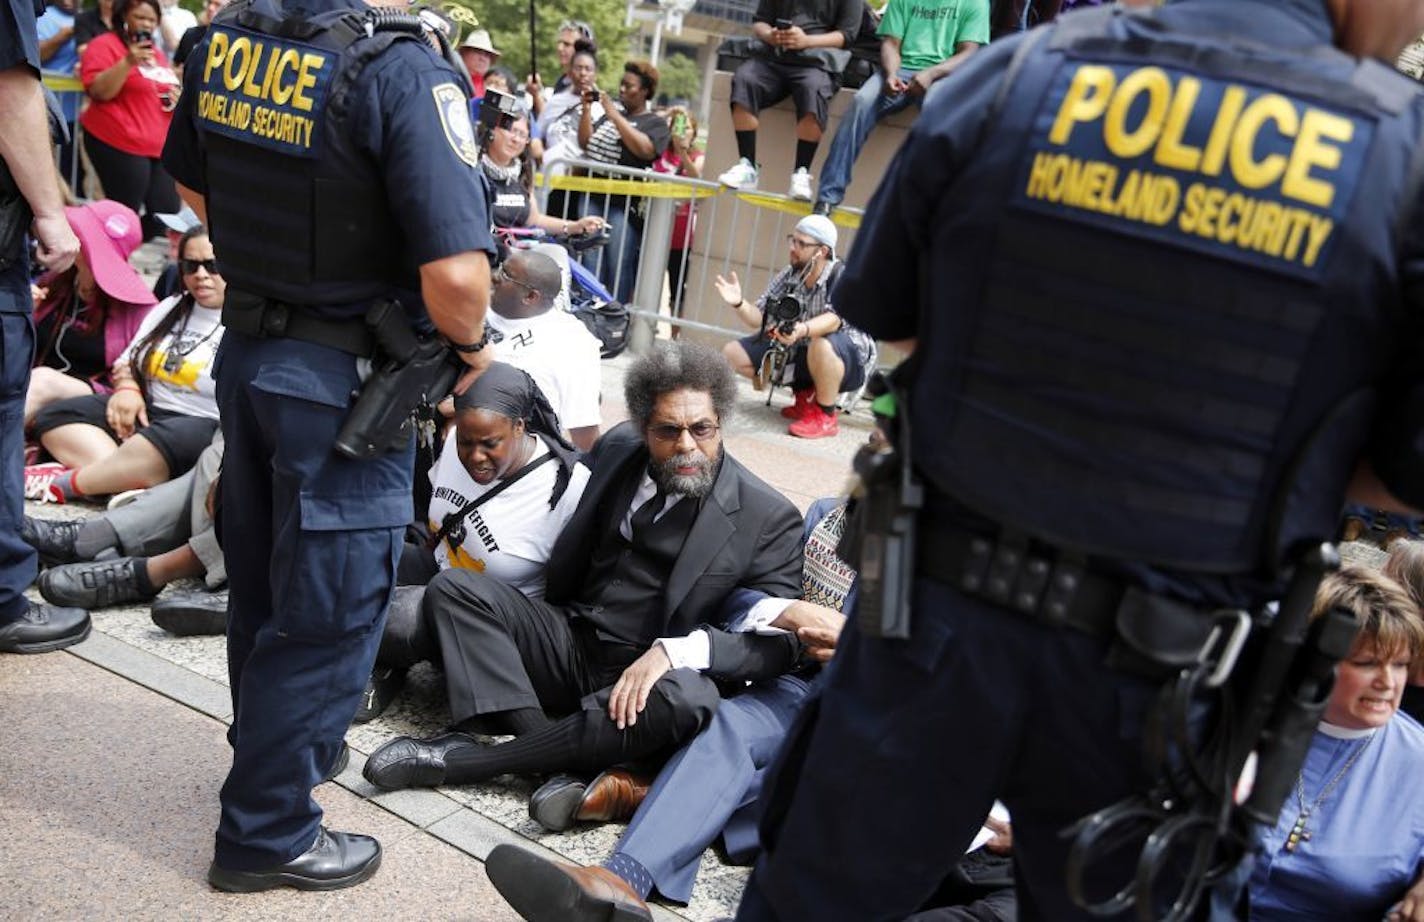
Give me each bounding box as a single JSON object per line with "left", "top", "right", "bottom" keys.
{"left": 270, "top": 49, "right": 300, "bottom": 106}
{"left": 1200, "top": 86, "right": 1246, "bottom": 177}
{"left": 222, "top": 36, "right": 250, "bottom": 92}
{"left": 291, "top": 53, "right": 325, "bottom": 112}
{"left": 1218, "top": 193, "right": 1246, "bottom": 244}
{"left": 1196, "top": 186, "right": 1226, "bottom": 239}
{"left": 1155, "top": 75, "right": 1203, "bottom": 172}
{"left": 1230, "top": 94, "right": 1298, "bottom": 190}
{"left": 1049, "top": 65, "right": 1115, "bottom": 146}
{"left": 1178, "top": 183, "right": 1205, "bottom": 234}
{"left": 1103, "top": 67, "right": 1170, "bottom": 159}
{"left": 1282, "top": 109, "right": 1352, "bottom": 209}
{"left": 1302, "top": 215, "right": 1333, "bottom": 267}
{"left": 241, "top": 40, "right": 266, "bottom": 98}
{"left": 1026, "top": 151, "right": 1055, "bottom": 198}
{"left": 203, "top": 30, "right": 229, "bottom": 83}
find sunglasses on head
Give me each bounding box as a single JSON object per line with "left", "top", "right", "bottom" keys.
{"left": 180, "top": 257, "right": 219, "bottom": 275}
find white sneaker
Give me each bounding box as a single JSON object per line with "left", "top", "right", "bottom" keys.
{"left": 718, "top": 158, "right": 760, "bottom": 191}
{"left": 788, "top": 168, "right": 813, "bottom": 201}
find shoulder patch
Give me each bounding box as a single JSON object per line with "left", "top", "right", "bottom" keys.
{"left": 433, "top": 82, "right": 479, "bottom": 167}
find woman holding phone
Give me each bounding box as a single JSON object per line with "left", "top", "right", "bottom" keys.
{"left": 80, "top": 0, "right": 182, "bottom": 240}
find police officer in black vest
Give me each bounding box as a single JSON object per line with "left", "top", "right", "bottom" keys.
{"left": 0, "top": 0, "right": 90, "bottom": 655}
{"left": 162, "top": 0, "right": 495, "bottom": 892}
{"left": 738, "top": 1, "right": 1424, "bottom": 920}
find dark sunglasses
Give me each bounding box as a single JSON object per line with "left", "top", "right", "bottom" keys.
{"left": 179, "top": 257, "right": 220, "bottom": 275}
{"left": 648, "top": 421, "right": 720, "bottom": 443}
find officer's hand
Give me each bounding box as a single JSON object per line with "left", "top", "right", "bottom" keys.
{"left": 451, "top": 345, "right": 495, "bottom": 397}
{"left": 1388, "top": 870, "right": 1424, "bottom": 921}
{"left": 885, "top": 74, "right": 909, "bottom": 95}
{"left": 608, "top": 645, "right": 672, "bottom": 730}
{"left": 714, "top": 271, "right": 742, "bottom": 307}
{"left": 907, "top": 71, "right": 935, "bottom": 97}
{"left": 983, "top": 815, "right": 1013, "bottom": 855}
{"left": 31, "top": 212, "right": 79, "bottom": 274}
{"left": 106, "top": 388, "right": 148, "bottom": 440}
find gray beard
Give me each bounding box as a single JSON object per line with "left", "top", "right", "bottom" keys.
{"left": 650, "top": 448, "right": 720, "bottom": 499}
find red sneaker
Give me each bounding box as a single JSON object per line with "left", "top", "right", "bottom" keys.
{"left": 789, "top": 405, "right": 839, "bottom": 439}
{"left": 780, "top": 388, "right": 816, "bottom": 420}
{"left": 23, "top": 462, "right": 70, "bottom": 504}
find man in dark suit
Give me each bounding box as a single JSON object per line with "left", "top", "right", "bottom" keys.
{"left": 363, "top": 341, "right": 805, "bottom": 800}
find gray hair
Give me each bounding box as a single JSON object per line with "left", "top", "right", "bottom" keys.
{"left": 624, "top": 341, "right": 737, "bottom": 433}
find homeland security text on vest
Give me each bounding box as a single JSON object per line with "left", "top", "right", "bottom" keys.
{"left": 196, "top": 29, "right": 326, "bottom": 151}
{"left": 1018, "top": 64, "right": 1371, "bottom": 273}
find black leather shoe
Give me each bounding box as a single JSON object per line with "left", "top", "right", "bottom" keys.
{"left": 0, "top": 603, "right": 91, "bottom": 654}
{"left": 39, "top": 557, "right": 156, "bottom": 609}
{"left": 362, "top": 732, "right": 478, "bottom": 790}
{"left": 151, "top": 588, "right": 228, "bottom": 636}
{"left": 485, "top": 843, "right": 653, "bottom": 922}
{"left": 206, "top": 827, "right": 381, "bottom": 892}
{"left": 19, "top": 515, "right": 83, "bottom": 567}
{"left": 353, "top": 666, "right": 407, "bottom": 723}
{"left": 323, "top": 742, "right": 350, "bottom": 784}
{"left": 528, "top": 774, "right": 589, "bottom": 832}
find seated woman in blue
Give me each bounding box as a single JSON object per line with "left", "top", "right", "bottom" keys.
{"left": 1248, "top": 564, "right": 1424, "bottom": 921}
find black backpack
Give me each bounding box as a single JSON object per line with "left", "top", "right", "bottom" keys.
{"left": 571, "top": 299, "right": 630, "bottom": 359}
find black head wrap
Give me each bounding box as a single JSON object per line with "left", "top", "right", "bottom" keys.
{"left": 452, "top": 362, "right": 579, "bottom": 508}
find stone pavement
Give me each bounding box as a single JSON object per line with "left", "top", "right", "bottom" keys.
{"left": 3, "top": 352, "right": 868, "bottom": 921}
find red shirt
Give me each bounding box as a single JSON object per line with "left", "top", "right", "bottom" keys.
{"left": 80, "top": 32, "right": 174, "bottom": 158}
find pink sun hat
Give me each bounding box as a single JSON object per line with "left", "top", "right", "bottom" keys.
{"left": 64, "top": 200, "right": 157, "bottom": 306}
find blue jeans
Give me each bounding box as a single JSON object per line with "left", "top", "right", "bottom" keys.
{"left": 816, "top": 68, "right": 921, "bottom": 207}
{"left": 580, "top": 194, "right": 642, "bottom": 305}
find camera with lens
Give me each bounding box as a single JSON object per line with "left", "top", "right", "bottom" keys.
{"left": 478, "top": 88, "right": 523, "bottom": 148}
{"left": 765, "top": 294, "right": 804, "bottom": 338}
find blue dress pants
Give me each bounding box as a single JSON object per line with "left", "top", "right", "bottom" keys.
{"left": 211, "top": 332, "right": 411, "bottom": 870}
{"left": 0, "top": 262, "right": 35, "bottom": 624}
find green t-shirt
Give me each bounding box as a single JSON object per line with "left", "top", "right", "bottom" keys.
{"left": 878, "top": 0, "right": 991, "bottom": 72}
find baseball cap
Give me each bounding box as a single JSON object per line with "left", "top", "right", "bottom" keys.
{"left": 155, "top": 204, "right": 201, "bottom": 235}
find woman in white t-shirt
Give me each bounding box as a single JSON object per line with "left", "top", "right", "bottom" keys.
{"left": 26, "top": 226, "right": 224, "bottom": 503}
{"left": 361, "top": 362, "right": 590, "bottom": 721}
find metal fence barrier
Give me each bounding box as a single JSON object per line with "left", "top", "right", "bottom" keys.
{"left": 42, "top": 72, "right": 87, "bottom": 197}
{"left": 538, "top": 155, "right": 866, "bottom": 354}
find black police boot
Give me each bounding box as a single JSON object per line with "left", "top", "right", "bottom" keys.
{"left": 39, "top": 557, "right": 157, "bottom": 609}
{"left": 353, "top": 666, "right": 407, "bottom": 723}
{"left": 0, "top": 602, "right": 91, "bottom": 654}
{"left": 150, "top": 587, "right": 228, "bottom": 636}
{"left": 19, "top": 515, "right": 83, "bottom": 567}
{"left": 206, "top": 827, "right": 381, "bottom": 892}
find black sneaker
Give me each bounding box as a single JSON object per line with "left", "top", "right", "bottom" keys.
{"left": 0, "top": 602, "right": 91, "bottom": 654}
{"left": 812, "top": 201, "right": 835, "bottom": 217}
{"left": 151, "top": 588, "right": 228, "bottom": 636}
{"left": 19, "top": 515, "right": 83, "bottom": 567}
{"left": 353, "top": 666, "right": 407, "bottom": 723}
{"left": 38, "top": 557, "right": 157, "bottom": 609}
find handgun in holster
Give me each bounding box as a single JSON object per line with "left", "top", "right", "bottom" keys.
{"left": 334, "top": 300, "right": 461, "bottom": 460}
{"left": 838, "top": 370, "right": 922, "bottom": 640}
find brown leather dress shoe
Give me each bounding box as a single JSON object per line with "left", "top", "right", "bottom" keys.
{"left": 485, "top": 843, "right": 652, "bottom": 922}
{"left": 576, "top": 768, "right": 653, "bottom": 824}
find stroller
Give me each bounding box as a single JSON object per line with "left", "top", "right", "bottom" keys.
{"left": 495, "top": 226, "right": 629, "bottom": 358}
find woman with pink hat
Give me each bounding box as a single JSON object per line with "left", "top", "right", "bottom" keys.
{"left": 25, "top": 223, "right": 224, "bottom": 505}
{"left": 80, "top": 0, "right": 182, "bottom": 240}
{"left": 25, "top": 200, "right": 158, "bottom": 427}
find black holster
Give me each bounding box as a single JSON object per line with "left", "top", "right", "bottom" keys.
{"left": 333, "top": 301, "right": 461, "bottom": 460}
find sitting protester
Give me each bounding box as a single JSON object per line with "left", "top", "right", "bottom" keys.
{"left": 25, "top": 200, "right": 156, "bottom": 427}
{"left": 359, "top": 362, "right": 591, "bottom": 721}
{"left": 25, "top": 224, "right": 223, "bottom": 503}
{"left": 1247, "top": 565, "right": 1424, "bottom": 920}
{"left": 483, "top": 108, "right": 604, "bottom": 237}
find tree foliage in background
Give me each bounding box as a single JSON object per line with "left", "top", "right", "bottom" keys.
{"left": 655, "top": 49, "right": 700, "bottom": 105}
{"left": 433, "top": 0, "right": 634, "bottom": 93}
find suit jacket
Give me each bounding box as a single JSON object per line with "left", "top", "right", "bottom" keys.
{"left": 546, "top": 422, "right": 804, "bottom": 675}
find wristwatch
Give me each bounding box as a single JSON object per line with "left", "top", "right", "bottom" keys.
{"left": 451, "top": 326, "right": 492, "bottom": 353}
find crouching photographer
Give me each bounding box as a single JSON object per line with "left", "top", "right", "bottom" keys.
{"left": 717, "top": 214, "right": 874, "bottom": 440}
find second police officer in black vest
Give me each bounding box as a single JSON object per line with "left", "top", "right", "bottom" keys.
{"left": 739, "top": 0, "right": 1424, "bottom": 920}
{"left": 162, "top": 0, "right": 495, "bottom": 892}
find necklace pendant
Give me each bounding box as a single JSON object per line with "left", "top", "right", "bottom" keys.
{"left": 1284, "top": 815, "right": 1311, "bottom": 853}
